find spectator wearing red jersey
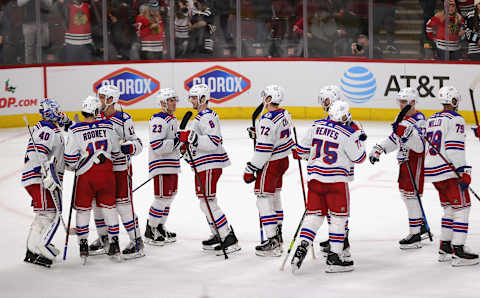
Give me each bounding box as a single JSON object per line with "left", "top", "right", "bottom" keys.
{"left": 135, "top": 1, "right": 165, "bottom": 60}
{"left": 426, "top": 0, "right": 465, "bottom": 60}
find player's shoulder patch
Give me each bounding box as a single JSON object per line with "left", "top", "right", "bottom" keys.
{"left": 261, "top": 109, "right": 285, "bottom": 123}
{"left": 153, "top": 111, "right": 174, "bottom": 123}
{"left": 196, "top": 108, "right": 216, "bottom": 120}
{"left": 38, "top": 120, "right": 60, "bottom": 132}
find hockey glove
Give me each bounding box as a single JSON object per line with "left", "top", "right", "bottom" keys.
{"left": 368, "top": 144, "right": 384, "bottom": 164}
{"left": 393, "top": 124, "right": 413, "bottom": 143}
{"left": 179, "top": 130, "right": 198, "bottom": 147}
{"left": 41, "top": 161, "right": 61, "bottom": 192}
{"left": 121, "top": 141, "right": 135, "bottom": 155}
{"left": 292, "top": 148, "right": 302, "bottom": 160}
{"left": 243, "top": 162, "right": 260, "bottom": 184}
{"left": 472, "top": 125, "right": 480, "bottom": 139}
{"left": 58, "top": 112, "right": 73, "bottom": 131}
{"left": 247, "top": 127, "right": 256, "bottom": 140}
{"left": 348, "top": 120, "right": 367, "bottom": 141}
{"left": 456, "top": 166, "right": 472, "bottom": 192}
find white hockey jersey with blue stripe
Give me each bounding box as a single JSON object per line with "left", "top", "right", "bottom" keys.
{"left": 64, "top": 120, "right": 120, "bottom": 175}
{"left": 148, "top": 111, "right": 181, "bottom": 177}
{"left": 250, "top": 108, "right": 294, "bottom": 169}
{"left": 185, "top": 108, "right": 231, "bottom": 172}
{"left": 296, "top": 119, "right": 366, "bottom": 183}
{"left": 21, "top": 120, "right": 65, "bottom": 187}
{"left": 425, "top": 110, "right": 468, "bottom": 182}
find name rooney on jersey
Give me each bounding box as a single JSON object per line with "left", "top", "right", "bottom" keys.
{"left": 83, "top": 129, "right": 107, "bottom": 141}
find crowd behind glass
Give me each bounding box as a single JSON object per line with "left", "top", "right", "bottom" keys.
{"left": 0, "top": 0, "right": 478, "bottom": 65}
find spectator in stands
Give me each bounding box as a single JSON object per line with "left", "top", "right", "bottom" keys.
{"left": 59, "top": 0, "right": 95, "bottom": 63}
{"left": 18, "top": 0, "right": 51, "bottom": 64}
{"left": 252, "top": 0, "right": 272, "bottom": 43}
{"left": 175, "top": 0, "right": 191, "bottom": 57}
{"left": 333, "top": 0, "right": 363, "bottom": 56}
{"left": 464, "top": 0, "right": 480, "bottom": 60}
{"left": 109, "top": 0, "right": 136, "bottom": 60}
{"left": 351, "top": 33, "right": 383, "bottom": 58}
{"left": 188, "top": 0, "right": 215, "bottom": 57}
{"left": 0, "top": 5, "right": 4, "bottom": 65}
{"left": 135, "top": 1, "right": 165, "bottom": 60}
{"left": 213, "top": 0, "right": 234, "bottom": 44}
{"left": 269, "top": 0, "right": 293, "bottom": 57}
{"left": 419, "top": 0, "right": 437, "bottom": 58}
{"left": 457, "top": 0, "right": 475, "bottom": 18}
{"left": 426, "top": 0, "right": 465, "bottom": 60}
{"left": 373, "top": 0, "right": 399, "bottom": 55}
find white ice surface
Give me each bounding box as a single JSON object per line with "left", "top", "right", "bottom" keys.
{"left": 0, "top": 120, "right": 479, "bottom": 298}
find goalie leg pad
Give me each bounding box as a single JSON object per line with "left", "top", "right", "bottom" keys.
{"left": 27, "top": 212, "right": 59, "bottom": 260}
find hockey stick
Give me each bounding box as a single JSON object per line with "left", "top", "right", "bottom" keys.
{"left": 469, "top": 89, "right": 479, "bottom": 127}
{"left": 250, "top": 103, "right": 265, "bottom": 243}
{"left": 120, "top": 106, "right": 139, "bottom": 251}
{"left": 63, "top": 174, "right": 77, "bottom": 261}
{"left": 132, "top": 177, "right": 153, "bottom": 193}
{"left": 392, "top": 106, "right": 433, "bottom": 241}
{"left": 22, "top": 116, "right": 68, "bottom": 233}
{"left": 181, "top": 111, "right": 228, "bottom": 259}
{"left": 412, "top": 123, "right": 480, "bottom": 201}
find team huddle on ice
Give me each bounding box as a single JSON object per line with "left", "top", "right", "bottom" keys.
{"left": 20, "top": 81, "right": 480, "bottom": 273}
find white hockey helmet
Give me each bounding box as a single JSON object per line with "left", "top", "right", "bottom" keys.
{"left": 81, "top": 95, "right": 101, "bottom": 116}
{"left": 98, "top": 84, "right": 120, "bottom": 105}
{"left": 260, "top": 84, "right": 285, "bottom": 105}
{"left": 328, "top": 100, "right": 351, "bottom": 123}
{"left": 323, "top": 85, "right": 343, "bottom": 101}
{"left": 318, "top": 88, "right": 341, "bottom": 111}
{"left": 396, "top": 87, "right": 418, "bottom": 104}
{"left": 157, "top": 88, "right": 179, "bottom": 107}
{"left": 438, "top": 86, "right": 461, "bottom": 108}
{"left": 188, "top": 83, "right": 210, "bottom": 104}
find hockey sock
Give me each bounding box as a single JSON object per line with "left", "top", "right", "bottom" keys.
{"left": 299, "top": 214, "right": 324, "bottom": 246}
{"left": 329, "top": 215, "right": 348, "bottom": 254}
{"left": 402, "top": 192, "right": 422, "bottom": 234}
{"left": 148, "top": 197, "right": 164, "bottom": 227}
{"left": 93, "top": 203, "right": 107, "bottom": 237}
{"left": 76, "top": 210, "right": 91, "bottom": 240}
{"left": 273, "top": 190, "right": 284, "bottom": 226}
{"left": 327, "top": 214, "right": 331, "bottom": 225}
{"left": 117, "top": 203, "right": 139, "bottom": 241}
{"left": 452, "top": 207, "right": 470, "bottom": 246}
{"left": 441, "top": 206, "right": 454, "bottom": 242}
{"left": 199, "top": 198, "right": 230, "bottom": 239}
{"left": 103, "top": 207, "right": 120, "bottom": 242}
{"left": 256, "top": 195, "right": 277, "bottom": 239}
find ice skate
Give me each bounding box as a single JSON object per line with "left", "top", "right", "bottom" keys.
{"left": 145, "top": 222, "right": 165, "bottom": 246}
{"left": 325, "top": 252, "right": 354, "bottom": 273}
{"left": 399, "top": 233, "right": 422, "bottom": 249}
{"left": 122, "top": 238, "right": 145, "bottom": 260}
{"left": 452, "top": 245, "right": 479, "bottom": 267}
{"left": 202, "top": 234, "right": 220, "bottom": 251}
{"left": 24, "top": 249, "right": 52, "bottom": 268}
{"left": 420, "top": 223, "right": 433, "bottom": 240}
{"left": 255, "top": 237, "right": 281, "bottom": 257}
{"left": 276, "top": 224, "right": 283, "bottom": 245}
{"left": 438, "top": 240, "right": 453, "bottom": 262}
{"left": 88, "top": 235, "right": 109, "bottom": 255}
{"left": 79, "top": 239, "right": 89, "bottom": 265}
{"left": 157, "top": 224, "right": 176, "bottom": 243}
{"left": 291, "top": 240, "right": 309, "bottom": 274}
{"left": 214, "top": 229, "right": 241, "bottom": 256}
{"left": 320, "top": 237, "right": 350, "bottom": 259}
{"left": 107, "top": 236, "right": 121, "bottom": 261}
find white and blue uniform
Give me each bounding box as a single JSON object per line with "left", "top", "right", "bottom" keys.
{"left": 148, "top": 111, "right": 180, "bottom": 177}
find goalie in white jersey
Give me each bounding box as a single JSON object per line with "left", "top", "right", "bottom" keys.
{"left": 291, "top": 100, "right": 366, "bottom": 273}
{"left": 145, "top": 88, "right": 180, "bottom": 245}
{"left": 179, "top": 83, "right": 240, "bottom": 255}
{"left": 64, "top": 96, "right": 122, "bottom": 262}
{"left": 22, "top": 99, "right": 70, "bottom": 268}
{"left": 243, "top": 84, "right": 294, "bottom": 257}
{"left": 424, "top": 86, "right": 478, "bottom": 266}
{"left": 369, "top": 87, "right": 429, "bottom": 249}
{"left": 89, "top": 85, "right": 145, "bottom": 260}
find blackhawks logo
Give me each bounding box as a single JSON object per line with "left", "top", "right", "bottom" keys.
{"left": 73, "top": 11, "right": 88, "bottom": 26}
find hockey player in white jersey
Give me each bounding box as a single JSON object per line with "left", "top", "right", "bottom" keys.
{"left": 22, "top": 99, "right": 69, "bottom": 268}
{"left": 369, "top": 87, "right": 429, "bottom": 249}
{"left": 144, "top": 88, "right": 180, "bottom": 245}
{"left": 64, "top": 96, "right": 122, "bottom": 262}
{"left": 290, "top": 100, "right": 366, "bottom": 273}
{"left": 243, "top": 84, "right": 294, "bottom": 257}
{"left": 179, "top": 83, "right": 240, "bottom": 255}
{"left": 424, "top": 86, "right": 478, "bottom": 266}
{"left": 89, "top": 85, "right": 145, "bottom": 259}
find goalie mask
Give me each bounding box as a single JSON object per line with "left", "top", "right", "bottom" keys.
{"left": 39, "top": 99, "right": 61, "bottom": 123}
